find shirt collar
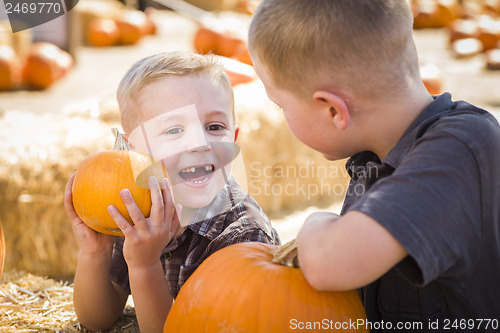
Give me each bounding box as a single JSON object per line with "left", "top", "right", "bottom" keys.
{"left": 186, "top": 174, "right": 246, "bottom": 240}
{"left": 346, "top": 93, "right": 456, "bottom": 176}
{"left": 383, "top": 92, "right": 455, "bottom": 168}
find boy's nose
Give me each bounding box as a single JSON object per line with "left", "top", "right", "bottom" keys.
{"left": 185, "top": 129, "right": 212, "bottom": 152}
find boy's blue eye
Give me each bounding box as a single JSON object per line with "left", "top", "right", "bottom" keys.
{"left": 207, "top": 124, "right": 226, "bottom": 131}
{"left": 164, "top": 127, "right": 183, "bottom": 135}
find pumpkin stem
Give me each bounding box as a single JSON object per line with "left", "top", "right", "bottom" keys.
{"left": 271, "top": 239, "right": 300, "bottom": 268}
{"left": 112, "top": 128, "right": 130, "bottom": 151}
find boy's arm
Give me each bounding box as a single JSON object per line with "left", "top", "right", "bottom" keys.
{"left": 296, "top": 210, "right": 407, "bottom": 291}
{"left": 108, "top": 176, "right": 179, "bottom": 332}
{"left": 128, "top": 262, "right": 174, "bottom": 333}
{"left": 73, "top": 251, "right": 129, "bottom": 331}
{"left": 64, "top": 174, "right": 128, "bottom": 331}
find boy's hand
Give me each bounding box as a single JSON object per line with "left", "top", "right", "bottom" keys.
{"left": 64, "top": 172, "right": 117, "bottom": 256}
{"left": 107, "top": 177, "right": 179, "bottom": 269}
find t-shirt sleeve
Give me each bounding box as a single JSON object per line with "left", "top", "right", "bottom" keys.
{"left": 349, "top": 124, "right": 482, "bottom": 286}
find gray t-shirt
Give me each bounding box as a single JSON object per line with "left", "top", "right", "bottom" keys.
{"left": 341, "top": 93, "right": 500, "bottom": 332}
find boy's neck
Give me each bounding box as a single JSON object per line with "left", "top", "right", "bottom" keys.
{"left": 361, "top": 87, "right": 434, "bottom": 161}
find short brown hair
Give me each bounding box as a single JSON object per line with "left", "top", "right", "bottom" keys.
{"left": 249, "top": 0, "right": 419, "bottom": 99}
{"left": 117, "top": 51, "right": 234, "bottom": 133}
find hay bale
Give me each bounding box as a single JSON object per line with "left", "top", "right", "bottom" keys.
{"left": 0, "top": 270, "right": 139, "bottom": 332}
{"left": 0, "top": 111, "right": 114, "bottom": 280}
{"left": 233, "top": 81, "right": 350, "bottom": 217}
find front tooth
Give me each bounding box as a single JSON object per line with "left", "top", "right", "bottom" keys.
{"left": 191, "top": 167, "right": 196, "bottom": 172}
{"left": 205, "top": 165, "right": 211, "bottom": 171}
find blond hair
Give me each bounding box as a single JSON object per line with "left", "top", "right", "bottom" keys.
{"left": 248, "top": 0, "right": 419, "bottom": 99}
{"left": 117, "top": 51, "right": 234, "bottom": 133}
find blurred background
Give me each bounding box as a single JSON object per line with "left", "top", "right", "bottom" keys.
{"left": 1, "top": 0, "right": 499, "bottom": 282}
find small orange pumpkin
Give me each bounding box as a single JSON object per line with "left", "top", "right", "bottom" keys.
{"left": 164, "top": 241, "right": 368, "bottom": 332}
{"left": 72, "top": 129, "right": 167, "bottom": 236}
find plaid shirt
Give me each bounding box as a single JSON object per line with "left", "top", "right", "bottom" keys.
{"left": 110, "top": 176, "right": 280, "bottom": 298}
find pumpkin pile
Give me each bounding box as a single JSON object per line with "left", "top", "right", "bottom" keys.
{"left": 411, "top": 0, "right": 500, "bottom": 69}
{"left": 193, "top": 24, "right": 256, "bottom": 86}
{"left": 0, "top": 42, "right": 73, "bottom": 91}
{"left": 164, "top": 241, "right": 368, "bottom": 332}
{"left": 86, "top": 8, "right": 157, "bottom": 47}
{"left": 72, "top": 129, "right": 167, "bottom": 236}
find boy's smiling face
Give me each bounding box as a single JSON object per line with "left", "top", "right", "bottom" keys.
{"left": 127, "top": 74, "right": 237, "bottom": 209}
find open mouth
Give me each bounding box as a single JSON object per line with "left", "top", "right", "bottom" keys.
{"left": 179, "top": 164, "right": 215, "bottom": 184}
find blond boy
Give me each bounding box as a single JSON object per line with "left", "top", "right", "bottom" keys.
{"left": 64, "top": 52, "right": 279, "bottom": 332}
{"left": 249, "top": 0, "right": 500, "bottom": 331}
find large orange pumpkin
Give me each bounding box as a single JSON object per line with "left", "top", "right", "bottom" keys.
{"left": 164, "top": 241, "right": 368, "bottom": 332}
{"left": 72, "top": 129, "right": 167, "bottom": 236}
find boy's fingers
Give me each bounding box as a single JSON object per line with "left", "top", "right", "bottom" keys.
{"left": 63, "top": 172, "right": 80, "bottom": 222}
{"left": 149, "top": 176, "right": 165, "bottom": 227}
{"left": 65, "top": 171, "right": 76, "bottom": 193}
{"left": 107, "top": 205, "right": 134, "bottom": 236}
{"left": 64, "top": 190, "right": 80, "bottom": 222}
{"left": 119, "top": 189, "right": 148, "bottom": 233}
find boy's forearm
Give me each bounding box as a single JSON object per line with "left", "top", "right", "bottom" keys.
{"left": 297, "top": 211, "right": 407, "bottom": 291}
{"left": 129, "top": 261, "right": 173, "bottom": 333}
{"left": 73, "top": 251, "right": 127, "bottom": 331}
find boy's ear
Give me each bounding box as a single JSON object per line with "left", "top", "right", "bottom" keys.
{"left": 234, "top": 125, "right": 239, "bottom": 142}
{"left": 312, "top": 90, "right": 350, "bottom": 130}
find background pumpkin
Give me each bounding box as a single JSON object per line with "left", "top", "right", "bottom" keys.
{"left": 86, "top": 18, "right": 121, "bottom": 47}
{"left": 164, "top": 241, "right": 368, "bottom": 333}
{"left": 0, "top": 45, "right": 20, "bottom": 91}
{"left": 193, "top": 25, "right": 220, "bottom": 54}
{"left": 72, "top": 129, "right": 167, "bottom": 236}
{"left": 21, "top": 42, "right": 73, "bottom": 90}
{"left": 114, "top": 10, "right": 149, "bottom": 45}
